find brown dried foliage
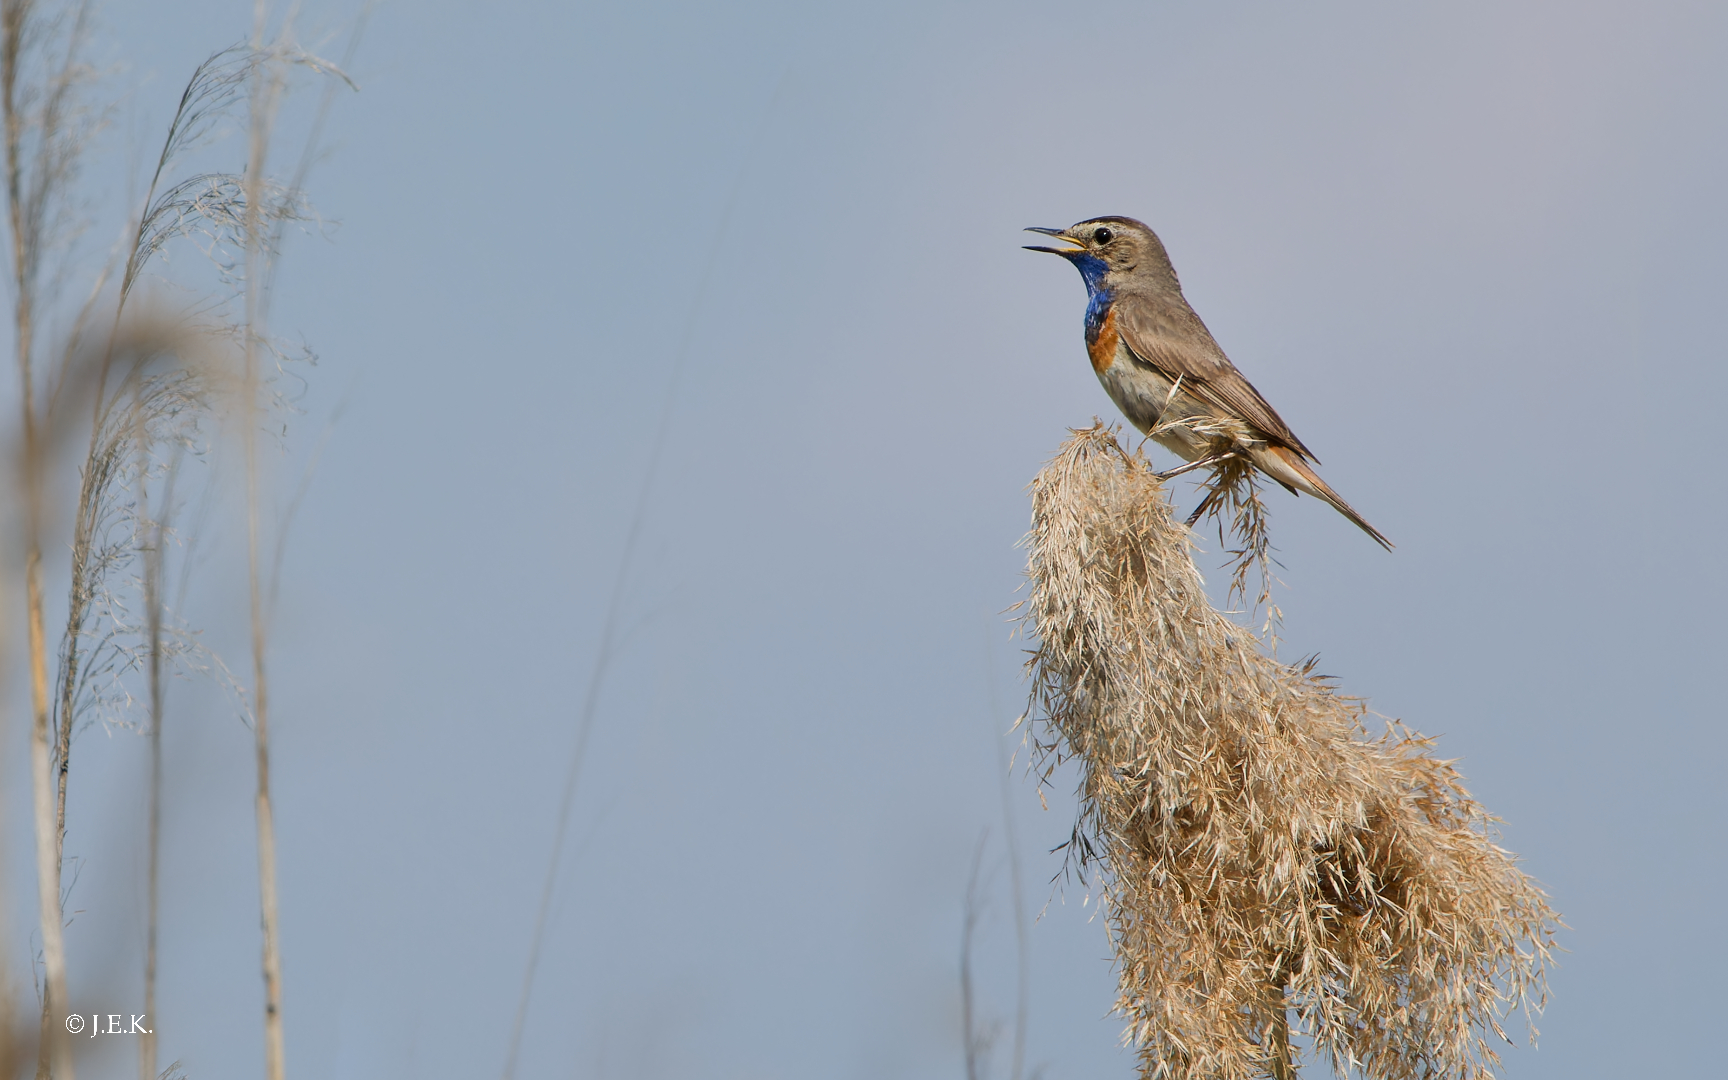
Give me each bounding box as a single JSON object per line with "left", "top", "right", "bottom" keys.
{"left": 1021, "top": 424, "right": 1557, "bottom": 1080}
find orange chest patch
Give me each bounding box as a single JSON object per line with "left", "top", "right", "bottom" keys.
{"left": 1086, "top": 306, "right": 1120, "bottom": 374}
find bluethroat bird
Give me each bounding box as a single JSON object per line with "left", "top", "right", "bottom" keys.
{"left": 1027, "top": 216, "right": 1392, "bottom": 550}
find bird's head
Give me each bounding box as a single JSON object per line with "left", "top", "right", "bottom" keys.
{"left": 1024, "top": 216, "right": 1177, "bottom": 292}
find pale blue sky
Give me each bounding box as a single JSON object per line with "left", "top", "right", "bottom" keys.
{"left": 11, "top": 2, "right": 1726, "bottom": 1078}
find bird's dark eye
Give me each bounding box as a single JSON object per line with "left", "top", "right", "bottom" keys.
{"left": 1093, "top": 227, "right": 1114, "bottom": 244}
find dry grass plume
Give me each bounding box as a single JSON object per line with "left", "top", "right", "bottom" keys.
{"left": 1021, "top": 423, "right": 1558, "bottom": 1080}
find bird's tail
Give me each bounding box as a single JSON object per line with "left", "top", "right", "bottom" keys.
{"left": 1250, "top": 444, "right": 1393, "bottom": 550}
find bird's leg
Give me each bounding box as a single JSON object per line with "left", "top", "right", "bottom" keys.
{"left": 1186, "top": 488, "right": 1225, "bottom": 527}
{"left": 1183, "top": 448, "right": 1248, "bottom": 526}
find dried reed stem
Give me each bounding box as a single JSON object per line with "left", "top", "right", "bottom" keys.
{"left": 993, "top": 729, "right": 1028, "bottom": 1080}
{"left": 244, "top": 6, "right": 286, "bottom": 1077}
{"left": 960, "top": 833, "right": 991, "bottom": 1080}
{"left": 2, "top": 2, "right": 86, "bottom": 1074}
{"left": 1021, "top": 424, "right": 1558, "bottom": 1080}
{"left": 138, "top": 450, "right": 178, "bottom": 1080}
{"left": 23, "top": 554, "right": 64, "bottom": 1080}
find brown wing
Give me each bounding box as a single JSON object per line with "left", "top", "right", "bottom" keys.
{"left": 1111, "top": 290, "right": 1319, "bottom": 462}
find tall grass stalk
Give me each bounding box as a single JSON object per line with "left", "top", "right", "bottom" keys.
{"left": 1021, "top": 424, "right": 1558, "bottom": 1080}
{"left": 0, "top": 6, "right": 347, "bottom": 1074}
{"left": 501, "top": 67, "right": 789, "bottom": 1080}
{"left": 1, "top": 3, "right": 93, "bottom": 1074}
{"left": 960, "top": 833, "right": 991, "bottom": 1080}
{"left": 183, "top": 17, "right": 352, "bottom": 1077}
{"left": 244, "top": 7, "right": 288, "bottom": 1076}
{"left": 138, "top": 448, "right": 180, "bottom": 1080}
{"left": 993, "top": 759, "right": 1029, "bottom": 1080}
{"left": 986, "top": 632, "right": 1028, "bottom": 1080}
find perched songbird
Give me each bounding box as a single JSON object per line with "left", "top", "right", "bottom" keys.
{"left": 1026, "top": 216, "right": 1392, "bottom": 549}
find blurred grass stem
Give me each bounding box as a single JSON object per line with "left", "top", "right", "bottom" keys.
{"left": 985, "top": 630, "right": 1028, "bottom": 1080}
{"left": 500, "top": 65, "right": 791, "bottom": 1080}
{"left": 961, "top": 832, "right": 989, "bottom": 1080}
{"left": 3, "top": 2, "right": 89, "bottom": 1075}
{"left": 245, "top": 6, "right": 287, "bottom": 1079}
{"left": 139, "top": 450, "right": 178, "bottom": 1080}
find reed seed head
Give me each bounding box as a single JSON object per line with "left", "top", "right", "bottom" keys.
{"left": 1021, "top": 423, "right": 1558, "bottom": 1080}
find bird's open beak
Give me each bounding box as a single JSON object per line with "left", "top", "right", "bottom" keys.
{"left": 1024, "top": 226, "right": 1084, "bottom": 257}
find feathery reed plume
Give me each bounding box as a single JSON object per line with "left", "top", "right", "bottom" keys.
{"left": 42, "top": 320, "right": 217, "bottom": 1080}
{"left": 0, "top": 7, "right": 349, "bottom": 1074}
{"left": 1021, "top": 423, "right": 1558, "bottom": 1080}
{"left": 16, "top": 312, "right": 214, "bottom": 1080}
{"left": 53, "top": 324, "right": 210, "bottom": 833}
{"left": 31, "top": 39, "right": 275, "bottom": 1079}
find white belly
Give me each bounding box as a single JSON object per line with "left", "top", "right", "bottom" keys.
{"left": 1095, "top": 348, "right": 1218, "bottom": 463}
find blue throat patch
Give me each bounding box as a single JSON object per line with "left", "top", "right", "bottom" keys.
{"left": 1072, "top": 254, "right": 1112, "bottom": 345}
